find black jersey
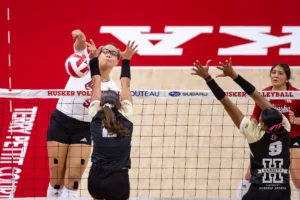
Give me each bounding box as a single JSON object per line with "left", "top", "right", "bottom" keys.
{"left": 240, "top": 115, "right": 291, "bottom": 186}
{"left": 89, "top": 100, "right": 134, "bottom": 170}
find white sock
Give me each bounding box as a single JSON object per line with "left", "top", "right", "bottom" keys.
{"left": 236, "top": 179, "right": 251, "bottom": 199}
{"left": 47, "top": 183, "right": 63, "bottom": 197}
{"left": 61, "top": 186, "right": 78, "bottom": 199}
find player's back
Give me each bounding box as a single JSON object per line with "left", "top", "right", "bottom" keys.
{"left": 90, "top": 110, "right": 133, "bottom": 170}
{"left": 249, "top": 131, "right": 290, "bottom": 186}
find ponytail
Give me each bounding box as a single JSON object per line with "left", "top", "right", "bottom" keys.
{"left": 267, "top": 122, "right": 288, "bottom": 138}
{"left": 101, "top": 105, "right": 129, "bottom": 136}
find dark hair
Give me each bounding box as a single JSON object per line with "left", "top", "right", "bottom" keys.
{"left": 270, "top": 63, "right": 291, "bottom": 87}
{"left": 261, "top": 108, "right": 288, "bottom": 138}
{"left": 99, "top": 43, "right": 120, "bottom": 59}
{"left": 100, "top": 90, "right": 129, "bottom": 136}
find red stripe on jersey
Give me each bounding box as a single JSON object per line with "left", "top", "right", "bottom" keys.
{"left": 68, "top": 62, "right": 80, "bottom": 78}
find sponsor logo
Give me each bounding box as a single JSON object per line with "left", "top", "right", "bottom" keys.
{"left": 131, "top": 91, "right": 160, "bottom": 97}
{"left": 182, "top": 92, "right": 208, "bottom": 96}
{"left": 169, "top": 91, "right": 181, "bottom": 97}
{"left": 258, "top": 158, "right": 288, "bottom": 184}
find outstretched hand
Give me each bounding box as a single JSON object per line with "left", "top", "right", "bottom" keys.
{"left": 86, "top": 39, "right": 102, "bottom": 59}
{"left": 191, "top": 60, "right": 211, "bottom": 79}
{"left": 119, "top": 41, "right": 138, "bottom": 60}
{"left": 216, "top": 58, "right": 238, "bottom": 79}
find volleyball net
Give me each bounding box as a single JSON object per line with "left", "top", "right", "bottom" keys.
{"left": 0, "top": 89, "right": 299, "bottom": 199}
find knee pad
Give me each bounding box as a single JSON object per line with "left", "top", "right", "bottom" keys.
{"left": 73, "top": 181, "right": 79, "bottom": 190}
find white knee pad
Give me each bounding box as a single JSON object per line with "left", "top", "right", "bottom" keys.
{"left": 61, "top": 186, "right": 78, "bottom": 199}
{"left": 236, "top": 179, "right": 250, "bottom": 199}
{"left": 47, "top": 183, "right": 63, "bottom": 197}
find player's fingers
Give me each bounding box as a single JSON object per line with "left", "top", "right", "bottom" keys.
{"left": 216, "top": 66, "right": 224, "bottom": 70}
{"left": 191, "top": 68, "right": 199, "bottom": 74}
{"left": 193, "top": 62, "right": 200, "bottom": 69}
{"left": 129, "top": 41, "right": 135, "bottom": 49}
{"left": 206, "top": 59, "right": 211, "bottom": 67}
{"left": 195, "top": 60, "right": 203, "bottom": 68}
{"left": 132, "top": 44, "right": 138, "bottom": 52}
{"left": 229, "top": 57, "right": 232, "bottom": 66}
{"left": 219, "top": 62, "right": 225, "bottom": 68}
{"left": 90, "top": 39, "right": 96, "bottom": 47}
{"left": 216, "top": 74, "right": 225, "bottom": 78}
{"left": 127, "top": 41, "right": 130, "bottom": 48}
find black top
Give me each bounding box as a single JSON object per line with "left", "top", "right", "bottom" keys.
{"left": 249, "top": 132, "right": 290, "bottom": 186}
{"left": 90, "top": 110, "right": 133, "bottom": 170}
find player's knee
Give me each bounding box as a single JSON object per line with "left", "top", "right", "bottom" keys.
{"left": 292, "top": 179, "right": 300, "bottom": 189}
{"left": 81, "top": 158, "right": 85, "bottom": 165}
{"left": 66, "top": 179, "right": 80, "bottom": 191}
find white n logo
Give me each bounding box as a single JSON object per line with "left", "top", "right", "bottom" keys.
{"left": 100, "top": 26, "right": 213, "bottom": 55}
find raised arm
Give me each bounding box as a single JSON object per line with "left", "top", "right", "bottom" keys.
{"left": 72, "top": 29, "right": 87, "bottom": 52}
{"left": 216, "top": 58, "right": 273, "bottom": 111}
{"left": 119, "top": 41, "right": 138, "bottom": 104}
{"left": 192, "top": 60, "right": 245, "bottom": 128}
{"left": 87, "top": 40, "right": 102, "bottom": 119}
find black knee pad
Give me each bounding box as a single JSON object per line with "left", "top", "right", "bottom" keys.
{"left": 54, "top": 184, "right": 60, "bottom": 189}
{"left": 73, "top": 181, "right": 79, "bottom": 190}
{"left": 73, "top": 181, "right": 78, "bottom": 190}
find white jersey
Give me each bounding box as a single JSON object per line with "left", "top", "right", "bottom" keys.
{"left": 56, "top": 46, "right": 119, "bottom": 122}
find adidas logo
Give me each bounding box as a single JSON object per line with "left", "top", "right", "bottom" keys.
{"left": 80, "top": 138, "right": 87, "bottom": 142}
{"left": 293, "top": 142, "right": 299, "bottom": 146}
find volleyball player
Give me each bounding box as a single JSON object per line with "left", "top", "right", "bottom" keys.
{"left": 192, "top": 58, "right": 291, "bottom": 200}
{"left": 237, "top": 63, "right": 300, "bottom": 198}
{"left": 87, "top": 40, "right": 137, "bottom": 200}
{"left": 46, "top": 29, "right": 121, "bottom": 198}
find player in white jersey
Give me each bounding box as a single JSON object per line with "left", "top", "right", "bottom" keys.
{"left": 46, "top": 30, "right": 123, "bottom": 198}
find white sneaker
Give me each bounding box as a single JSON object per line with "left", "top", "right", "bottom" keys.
{"left": 236, "top": 179, "right": 250, "bottom": 199}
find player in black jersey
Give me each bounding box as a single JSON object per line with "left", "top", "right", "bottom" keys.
{"left": 192, "top": 58, "right": 291, "bottom": 200}
{"left": 87, "top": 41, "right": 137, "bottom": 200}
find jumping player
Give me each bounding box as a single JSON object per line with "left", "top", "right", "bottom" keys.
{"left": 87, "top": 41, "right": 137, "bottom": 200}
{"left": 237, "top": 63, "right": 300, "bottom": 199}
{"left": 46, "top": 30, "right": 121, "bottom": 198}
{"left": 192, "top": 58, "right": 291, "bottom": 200}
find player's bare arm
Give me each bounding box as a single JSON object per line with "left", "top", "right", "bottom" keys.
{"left": 191, "top": 59, "right": 244, "bottom": 128}
{"left": 119, "top": 41, "right": 138, "bottom": 104}
{"left": 217, "top": 58, "right": 273, "bottom": 111}
{"left": 72, "top": 29, "right": 87, "bottom": 52}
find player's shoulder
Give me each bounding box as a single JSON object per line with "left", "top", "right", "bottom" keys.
{"left": 288, "top": 85, "right": 299, "bottom": 91}
{"left": 262, "top": 86, "right": 273, "bottom": 91}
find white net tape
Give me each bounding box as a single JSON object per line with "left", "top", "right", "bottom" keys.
{"left": 0, "top": 89, "right": 299, "bottom": 99}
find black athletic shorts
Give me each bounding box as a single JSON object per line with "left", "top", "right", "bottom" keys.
{"left": 47, "top": 109, "right": 91, "bottom": 145}
{"left": 242, "top": 183, "right": 290, "bottom": 200}
{"left": 290, "top": 135, "right": 300, "bottom": 148}
{"left": 88, "top": 164, "right": 130, "bottom": 200}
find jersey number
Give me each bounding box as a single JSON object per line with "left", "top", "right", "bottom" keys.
{"left": 102, "top": 128, "right": 117, "bottom": 138}
{"left": 269, "top": 141, "right": 282, "bottom": 156}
